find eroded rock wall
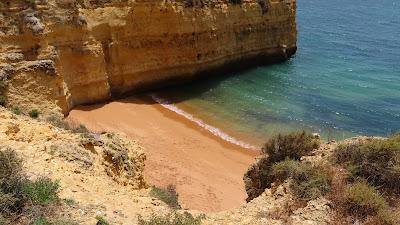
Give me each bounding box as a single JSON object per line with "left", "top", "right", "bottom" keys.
{"left": 0, "top": 0, "right": 296, "bottom": 114}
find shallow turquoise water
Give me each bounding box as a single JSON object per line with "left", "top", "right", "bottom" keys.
{"left": 158, "top": 0, "right": 400, "bottom": 145}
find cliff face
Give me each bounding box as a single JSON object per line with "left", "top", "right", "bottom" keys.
{"left": 0, "top": 0, "right": 296, "bottom": 114}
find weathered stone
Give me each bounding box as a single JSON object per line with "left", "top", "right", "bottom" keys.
{"left": 0, "top": 0, "right": 297, "bottom": 115}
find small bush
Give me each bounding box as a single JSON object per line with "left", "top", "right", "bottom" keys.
{"left": 244, "top": 132, "right": 320, "bottom": 201}
{"left": 0, "top": 149, "right": 26, "bottom": 216}
{"left": 12, "top": 107, "right": 21, "bottom": 115}
{"left": 0, "top": 148, "right": 62, "bottom": 224}
{"left": 262, "top": 131, "right": 320, "bottom": 162}
{"left": 23, "top": 177, "right": 60, "bottom": 205}
{"left": 272, "top": 160, "right": 331, "bottom": 200}
{"left": 345, "top": 181, "right": 388, "bottom": 217}
{"left": 150, "top": 185, "right": 181, "bottom": 209}
{"left": 243, "top": 157, "right": 274, "bottom": 201}
{"left": 46, "top": 115, "right": 89, "bottom": 134}
{"left": 0, "top": 96, "right": 6, "bottom": 107}
{"left": 29, "top": 109, "right": 40, "bottom": 118}
{"left": 334, "top": 134, "right": 400, "bottom": 193}
{"left": 63, "top": 198, "right": 76, "bottom": 206}
{"left": 45, "top": 115, "right": 69, "bottom": 130}
{"left": 0, "top": 148, "right": 22, "bottom": 179}
{"left": 138, "top": 212, "right": 204, "bottom": 225}
{"left": 95, "top": 216, "right": 110, "bottom": 225}
{"left": 33, "top": 217, "right": 52, "bottom": 225}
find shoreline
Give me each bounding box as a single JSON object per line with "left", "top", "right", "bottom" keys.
{"left": 149, "top": 93, "right": 260, "bottom": 151}
{"left": 67, "top": 95, "right": 259, "bottom": 212}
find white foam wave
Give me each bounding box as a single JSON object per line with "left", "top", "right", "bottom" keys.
{"left": 150, "top": 94, "right": 259, "bottom": 150}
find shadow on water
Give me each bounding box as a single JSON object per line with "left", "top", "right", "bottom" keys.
{"left": 153, "top": 60, "right": 292, "bottom": 104}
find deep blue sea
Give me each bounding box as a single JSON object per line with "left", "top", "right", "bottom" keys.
{"left": 156, "top": 0, "right": 400, "bottom": 147}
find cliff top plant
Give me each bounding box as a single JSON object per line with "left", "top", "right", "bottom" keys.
{"left": 150, "top": 185, "right": 181, "bottom": 209}
{"left": 0, "top": 147, "right": 66, "bottom": 224}
{"left": 138, "top": 212, "right": 204, "bottom": 225}
{"left": 333, "top": 134, "right": 400, "bottom": 193}
{"left": 29, "top": 109, "right": 40, "bottom": 118}
{"left": 345, "top": 181, "right": 388, "bottom": 216}
{"left": 11, "top": 106, "right": 21, "bottom": 115}
{"left": 262, "top": 131, "right": 320, "bottom": 162}
{"left": 95, "top": 216, "right": 110, "bottom": 225}
{"left": 272, "top": 159, "right": 331, "bottom": 200}
{"left": 23, "top": 177, "right": 60, "bottom": 205}
{"left": 244, "top": 131, "right": 321, "bottom": 201}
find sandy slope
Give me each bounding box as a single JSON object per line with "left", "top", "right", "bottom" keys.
{"left": 68, "top": 96, "right": 259, "bottom": 212}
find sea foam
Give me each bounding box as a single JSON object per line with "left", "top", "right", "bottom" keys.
{"left": 150, "top": 94, "right": 259, "bottom": 151}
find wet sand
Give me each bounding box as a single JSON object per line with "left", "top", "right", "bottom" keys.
{"left": 67, "top": 96, "right": 259, "bottom": 212}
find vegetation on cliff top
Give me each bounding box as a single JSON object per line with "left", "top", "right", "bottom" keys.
{"left": 244, "top": 131, "right": 321, "bottom": 201}
{"left": 150, "top": 185, "right": 181, "bottom": 209}
{"left": 138, "top": 212, "right": 204, "bottom": 225}
{"left": 244, "top": 132, "right": 400, "bottom": 224}
{"left": 0, "top": 147, "right": 76, "bottom": 225}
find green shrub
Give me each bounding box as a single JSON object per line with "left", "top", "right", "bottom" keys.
{"left": 45, "top": 115, "right": 70, "bottom": 130}
{"left": 334, "top": 134, "right": 400, "bottom": 193}
{"left": 244, "top": 131, "right": 320, "bottom": 201}
{"left": 0, "top": 96, "right": 6, "bottom": 107}
{"left": 32, "top": 217, "right": 52, "bottom": 225}
{"left": 95, "top": 216, "right": 110, "bottom": 225}
{"left": 0, "top": 148, "right": 62, "bottom": 224}
{"left": 262, "top": 131, "right": 320, "bottom": 162}
{"left": 243, "top": 157, "right": 274, "bottom": 201}
{"left": 23, "top": 177, "right": 60, "bottom": 205}
{"left": 63, "top": 198, "right": 76, "bottom": 206}
{"left": 29, "top": 109, "right": 40, "bottom": 118}
{"left": 272, "top": 160, "right": 331, "bottom": 200}
{"left": 150, "top": 185, "right": 181, "bottom": 209}
{"left": 12, "top": 106, "right": 21, "bottom": 115}
{"left": 345, "top": 181, "right": 388, "bottom": 217}
{"left": 0, "top": 148, "right": 27, "bottom": 217}
{"left": 138, "top": 212, "right": 204, "bottom": 225}
{"left": 0, "top": 147, "right": 22, "bottom": 179}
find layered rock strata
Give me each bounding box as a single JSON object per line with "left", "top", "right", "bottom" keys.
{"left": 0, "top": 0, "right": 296, "bottom": 114}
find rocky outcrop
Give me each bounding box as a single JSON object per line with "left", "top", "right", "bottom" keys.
{"left": 0, "top": 108, "right": 147, "bottom": 189}
{"left": 0, "top": 0, "right": 296, "bottom": 114}
{"left": 204, "top": 182, "right": 332, "bottom": 225}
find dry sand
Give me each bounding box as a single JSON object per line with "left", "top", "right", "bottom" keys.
{"left": 67, "top": 96, "right": 259, "bottom": 212}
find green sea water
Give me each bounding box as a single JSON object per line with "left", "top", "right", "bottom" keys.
{"left": 154, "top": 0, "right": 400, "bottom": 147}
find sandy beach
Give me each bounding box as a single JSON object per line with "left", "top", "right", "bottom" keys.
{"left": 67, "top": 96, "right": 259, "bottom": 212}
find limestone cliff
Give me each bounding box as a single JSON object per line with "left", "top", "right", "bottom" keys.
{"left": 0, "top": 0, "right": 296, "bottom": 114}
